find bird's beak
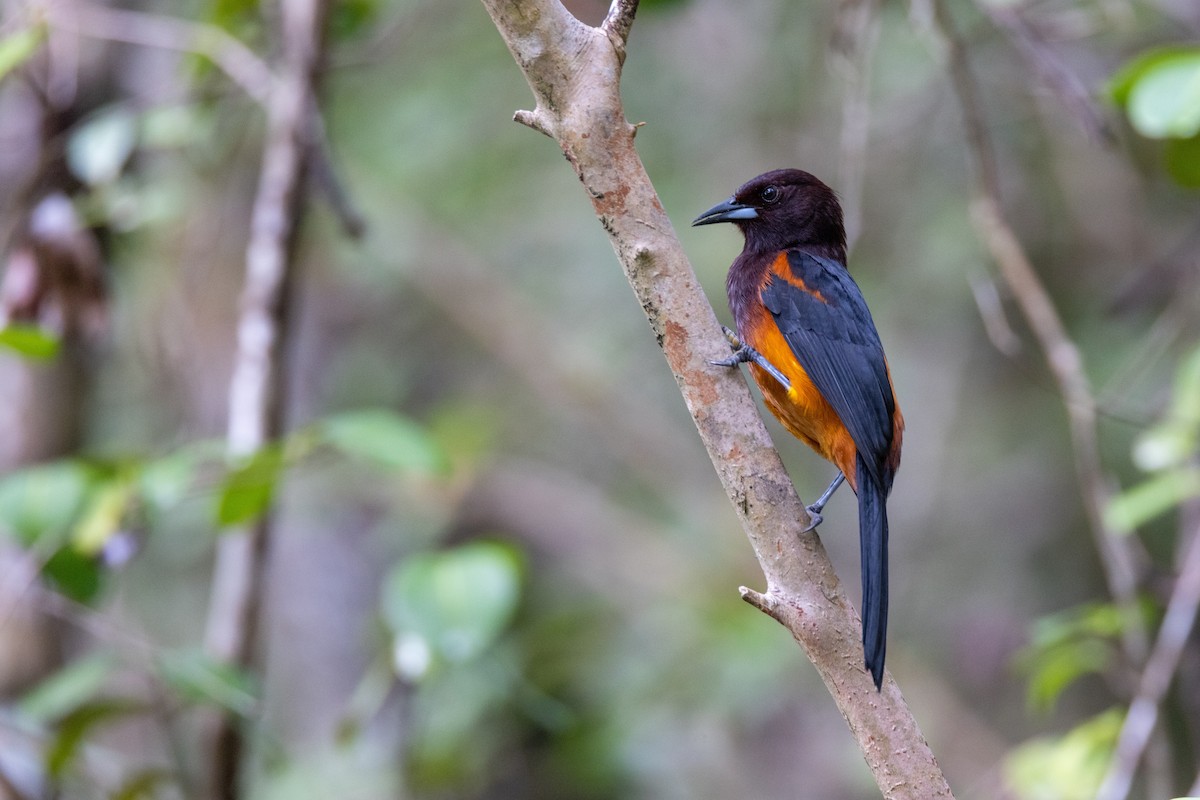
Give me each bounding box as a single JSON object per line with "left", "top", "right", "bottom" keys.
{"left": 692, "top": 197, "right": 758, "bottom": 226}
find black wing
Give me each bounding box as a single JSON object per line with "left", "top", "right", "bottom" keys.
{"left": 761, "top": 250, "right": 895, "bottom": 486}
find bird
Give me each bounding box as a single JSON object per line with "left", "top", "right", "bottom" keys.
{"left": 692, "top": 169, "right": 904, "bottom": 689}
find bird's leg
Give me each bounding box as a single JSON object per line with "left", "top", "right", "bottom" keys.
{"left": 710, "top": 326, "right": 791, "bottom": 392}
{"left": 802, "top": 472, "right": 845, "bottom": 532}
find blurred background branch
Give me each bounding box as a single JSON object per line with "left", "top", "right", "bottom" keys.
{"left": 43, "top": 0, "right": 273, "bottom": 104}
{"left": 200, "top": 0, "right": 332, "bottom": 796}
{"left": 1098, "top": 519, "right": 1200, "bottom": 800}
{"left": 919, "top": 0, "right": 1147, "bottom": 674}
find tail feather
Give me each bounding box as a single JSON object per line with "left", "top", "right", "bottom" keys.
{"left": 856, "top": 453, "right": 889, "bottom": 690}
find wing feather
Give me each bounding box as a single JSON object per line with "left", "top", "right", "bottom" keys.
{"left": 761, "top": 251, "right": 894, "bottom": 487}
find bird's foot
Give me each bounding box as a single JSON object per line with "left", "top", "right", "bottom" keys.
{"left": 710, "top": 326, "right": 749, "bottom": 368}
{"left": 801, "top": 505, "right": 824, "bottom": 532}
{"left": 710, "top": 326, "right": 791, "bottom": 391}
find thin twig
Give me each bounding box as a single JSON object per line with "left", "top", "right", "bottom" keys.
{"left": 968, "top": 277, "right": 1021, "bottom": 357}
{"left": 44, "top": 0, "right": 273, "bottom": 104}
{"left": 979, "top": 3, "right": 1113, "bottom": 144}
{"left": 480, "top": 1, "right": 953, "bottom": 796}
{"left": 43, "top": 0, "right": 366, "bottom": 243}
{"left": 918, "top": 0, "right": 1149, "bottom": 666}
{"left": 600, "top": 0, "right": 638, "bottom": 60}
{"left": 1097, "top": 520, "right": 1200, "bottom": 800}
{"left": 832, "top": 0, "right": 881, "bottom": 250}
{"left": 201, "top": 0, "right": 331, "bottom": 797}
{"left": 38, "top": 590, "right": 200, "bottom": 795}
{"left": 306, "top": 111, "right": 367, "bottom": 238}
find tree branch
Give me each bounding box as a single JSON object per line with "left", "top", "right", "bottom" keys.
{"left": 43, "top": 0, "right": 365, "bottom": 240}
{"left": 832, "top": 0, "right": 882, "bottom": 250}
{"left": 46, "top": 0, "right": 273, "bottom": 104}
{"left": 600, "top": 0, "right": 637, "bottom": 61}
{"left": 200, "top": 0, "right": 331, "bottom": 797}
{"left": 918, "top": 0, "right": 1149, "bottom": 665}
{"left": 1097, "top": 520, "right": 1200, "bottom": 800}
{"left": 480, "top": 1, "right": 952, "bottom": 796}
{"left": 980, "top": 3, "right": 1113, "bottom": 144}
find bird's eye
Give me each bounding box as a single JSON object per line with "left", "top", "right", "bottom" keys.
{"left": 760, "top": 186, "right": 780, "bottom": 204}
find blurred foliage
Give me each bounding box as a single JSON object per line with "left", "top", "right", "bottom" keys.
{"left": 1110, "top": 45, "right": 1200, "bottom": 187}
{"left": 382, "top": 541, "right": 523, "bottom": 680}
{"left": 0, "top": 323, "right": 61, "bottom": 359}
{"left": 1107, "top": 345, "right": 1200, "bottom": 532}
{"left": 0, "top": 23, "right": 44, "bottom": 81}
{"left": 1016, "top": 602, "right": 1121, "bottom": 714}
{"left": 321, "top": 408, "right": 451, "bottom": 475}
{"left": 0, "top": 0, "right": 1197, "bottom": 798}
{"left": 1005, "top": 708, "right": 1122, "bottom": 800}
{"left": 157, "top": 648, "right": 260, "bottom": 716}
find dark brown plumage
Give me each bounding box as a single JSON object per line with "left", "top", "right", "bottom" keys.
{"left": 694, "top": 169, "right": 903, "bottom": 689}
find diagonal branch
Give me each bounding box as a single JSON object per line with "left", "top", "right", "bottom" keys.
{"left": 1097, "top": 520, "right": 1200, "bottom": 800}
{"left": 918, "top": 0, "right": 1149, "bottom": 665}
{"left": 980, "top": 3, "right": 1113, "bottom": 144}
{"left": 46, "top": 0, "right": 273, "bottom": 103}
{"left": 479, "top": 1, "right": 953, "bottom": 796}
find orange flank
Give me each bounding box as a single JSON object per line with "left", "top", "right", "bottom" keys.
{"left": 743, "top": 253, "right": 905, "bottom": 490}
{"left": 741, "top": 306, "right": 861, "bottom": 489}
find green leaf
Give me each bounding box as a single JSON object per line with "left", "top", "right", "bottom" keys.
{"left": 1166, "top": 135, "right": 1200, "bottom": 187}
{"left": 215, "top": 445, "right": 284, "bottom": 527}
{"left": 382, "top": 542, "right": 524, "bottom": 680}
{"left": 1106, "top": 468, "right": 1200, "bottom": 533}
{"left": 157, "top": 649, "right": 258, "bottom": 716}
{"left": 42, "top": 546, "right": 103, "bottom": 603}
{"left": 139, "top": 439, "right": 224, "bottom": 512}
{"left": 1004, "top": 709, "right": 1121, "bottom": 800}
{"left": 1023, "top": 640, "right": 1111, "bottom": 713}
{"left": 0, "top": 25, "right": 45, "bottom": 81}
{"left": 207, "top": 0, "right": 262, "bottom": 32}
{"left": 0, "top": 323, "right": 61, "bottom": 360}
{"left": 330, "top": 0, "right": 378, "bottom": 39}
{"left": 1130, "top": 345, "right": 1200, "bottom": 470}
{"left": 429, "top": 401, "right": 501, "bottom": 465}
{"left": 0, "top": 461, "right": 94, "bottom": 547}
{"left": 1170, "top": 345, "right": 1200, "bottom": 424}
{"left": 46, "top": 700, "right": 143, "bottom": 778}
{"left": 67, "top": 108, "right": 137, "bottom": 186}
{"left": 1110, "top": 46, "right": 1200, "bottom": 107}
{"left": 321, "top": 409, "right": 450, "bottom": 474}
{"left": 1017, "top": 603, "right": 1126, "bottom": 711}
{"left": 72, "top": 479, "right": 132, "bottom": 556}
{"left": 111, "top": 770, "right": 173, "bottom": 800}
{"left": 1029, "top": 603, "right": 1126, "bottom": 646}
{"left": 18, "top": 654, "right": 117, "bottom": 724}
{"left": 1111, "top": 49, "right": 1200, "bottom": 139}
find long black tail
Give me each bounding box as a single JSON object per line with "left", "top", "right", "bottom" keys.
{"left": 856, "top": 454, "right": 889, "bottom": 690}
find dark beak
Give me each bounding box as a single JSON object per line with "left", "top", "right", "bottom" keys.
{"left": 692, "top": 197, "right": 758, "bottom": 226}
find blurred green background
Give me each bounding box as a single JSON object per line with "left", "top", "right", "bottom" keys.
{"left": 0, "top": 0, "right": 1198, "bottom": 798}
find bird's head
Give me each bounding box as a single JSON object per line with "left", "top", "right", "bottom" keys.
{"left": 692, "top": 169, "right": 846, "bottom": 261}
